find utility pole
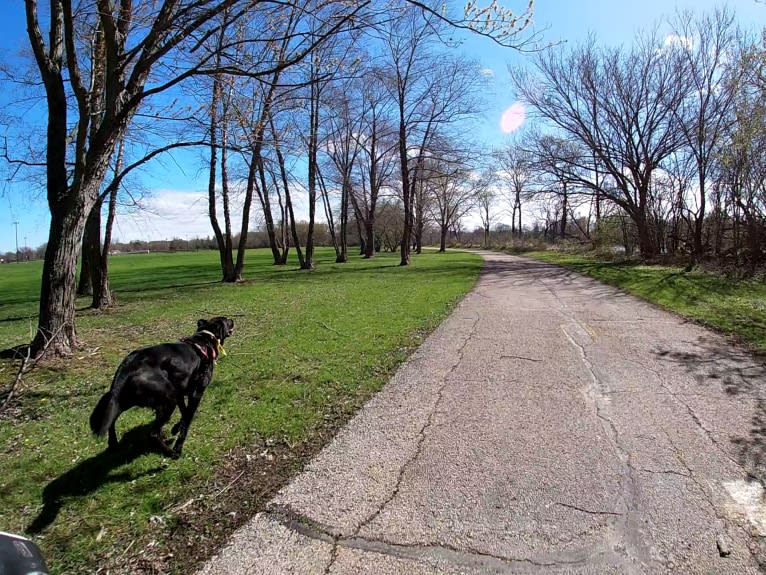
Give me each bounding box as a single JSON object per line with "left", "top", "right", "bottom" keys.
{"left": 13, "top": 221, "right": 19, "bottom": 263}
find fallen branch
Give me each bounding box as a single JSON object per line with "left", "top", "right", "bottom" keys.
{"left": 0, "top": 324, "right": 68, "bottom": 412}
{"left": 314, "top": 320, "right": 344, "bottom": 337}
{"left": 0, "top": 345, "right": 31, "bottom": 411}
{"left": 213, "top": 470, "right": 246, "bottom": 499}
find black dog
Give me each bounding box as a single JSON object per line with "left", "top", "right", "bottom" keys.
{"left": 89, "top": 317, "right": 234, "bottom": 458}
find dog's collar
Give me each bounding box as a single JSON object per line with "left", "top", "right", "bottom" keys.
{"left": 198, "top": 330, "right": 227, "bottom": 359}
{"left": 181, "top": 330, "right": 226, "bottom": 363}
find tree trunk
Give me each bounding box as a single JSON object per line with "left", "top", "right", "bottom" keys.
{"left": 207, "top": 74, "right": 230, "bottom": 280}
{"left": 337, "top": 178, "right": 350, "bottom": 263}
{"left": 398, "top": 122, "right": 411, "bottom": 266}
{"left": 414, "top": 191, "right": 424, "bottom": 254}
{"left": 364, "top": 218, "right": 375, "bottom": 259}
{"left": 76, "top": 232, "right": 93, "bottom": 296}
{"left": 316, "top": 163, "right": 340, "bottom": 262}
{"left": 273, "top": 130, "right": 305, "bottom": 268}
{"left": 511, "top": 202, "right": 518, "bottom": 237}
{"left": 219, "top": 114, "right": 238, "bottom": 282}
{"left": 303, "top": 80, "right": 319, "bottom": 270}
{"left": 81, "top": 200, "right": 103, "bottom": 300}
{"left": 560, "top": 181, "right": 568, "bottom": 239}
{"left": 635, "top": 213, "right": 657, "bottom": 260}
{"left": 256, "top": 158, "right": 282, "bottom": 265}
{"left": 439, "top": 224, "right": 448, "bottom": 253}
{"left": 32, "top": 197, "right": 90, "bottom": 356}
{"left": 692, "top": 171, "right": 706, "bottom": 265}
{"left": 93, "top": 180, "right": 118, "bottom": 310}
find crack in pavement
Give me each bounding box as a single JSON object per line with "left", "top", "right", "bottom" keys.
{"left": 538, "top": 274, "right": 655, "bottom": 571}
{"left": 317, "top": 310, "right": 482, "bottom": 574}
{"left": 638, "top": 353, "right": 766, "bottom": 556}
{"left": 661, "top": 428, "right": 718, "bottom": 511}
{"left": 539, "top": 270, "right": 760, "bottom": 567}
{"left": 641, "top": 361, "right": 748, "bottom": 475}
{"left": 555, "top": 501, "right": 624, "bottom": 516}
{"left": 637, "top": 467, "right": 691, "bottom": 479}
{"left": 656, "top": 427, "right": 756, "bottom": 561}
{"left": 263, "top": 504, "right": 601, "bottom": 573}
{"left": 499, "top": 354, "right": 542, "bottom": 362}
{"left": 351, "top": 311, "right": 482, "bottom": 538}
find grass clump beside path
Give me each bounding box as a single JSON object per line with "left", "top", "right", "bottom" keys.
{"left": 523, "top": 250, "right": 766, "bottom": 353}
{"left": 0, "top": 248, "right": 482, "bottom": 574}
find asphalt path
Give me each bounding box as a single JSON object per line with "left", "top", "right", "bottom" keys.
{"left": 199, "top": 251, "right": 766, "bottom": 574}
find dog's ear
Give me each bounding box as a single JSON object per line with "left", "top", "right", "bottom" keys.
{"left": 197, "top": 319, "right": 209, "bottom": 332}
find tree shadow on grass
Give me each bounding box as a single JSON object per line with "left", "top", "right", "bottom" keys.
{"left": 27, "top": 424, "right": 165, "bottom": 534}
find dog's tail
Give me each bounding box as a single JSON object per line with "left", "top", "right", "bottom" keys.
{"left": 89, "top": 392, "right": 119, "bottom": 437}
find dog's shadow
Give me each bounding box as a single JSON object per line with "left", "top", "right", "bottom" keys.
{"left": 27, "top": 424, "right": 166, "bottom": 534}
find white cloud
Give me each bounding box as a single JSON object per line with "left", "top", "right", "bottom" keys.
{"left": 664, "top": 34, "right": 693, "bottom": 50}
{"left": 480, "top": 67, "right": 495, "bottom": 78}
{"left": 112, "top": 189, "right": 246, "bottom": 242}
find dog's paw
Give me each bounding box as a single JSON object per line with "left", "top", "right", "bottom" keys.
{"left": 170, "top": 448, "right": 182, "bottom": 459}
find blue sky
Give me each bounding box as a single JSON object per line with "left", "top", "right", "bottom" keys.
{"left": 0, "top": 1, "right": 764, "bottom": 253}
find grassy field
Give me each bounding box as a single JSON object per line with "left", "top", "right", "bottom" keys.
{"left": 523, "top": 250, "right": 766, "bottom": 353}
{"left": 0, "top": 248, "right": 482, "bottom": 574}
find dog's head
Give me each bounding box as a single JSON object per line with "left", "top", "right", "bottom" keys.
{"left": 197, "top": 317, "right": 234, "bottom": 344}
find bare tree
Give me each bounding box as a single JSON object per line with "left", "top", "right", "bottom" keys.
{"left": 513, "top": 32, "right": 686, "bottom": 258}
{"left": 476, "top": 180, "right": 496, "bottom": 248}
{"left": 493, "top": 141, "right": 533, "bottom": 237}
{"left": 321, "top": 84, "right": 365, "bottom": 262}
{"left": 351, "top": 68, "right": 398, "bottom": 258}
{"left": 22, "top": 0, "right": 266, "bottom": 355}
{"left": 669, "top": 8, "right": 739, "bottom": 263}
{"left": 428, "top": 158, "right": 482, "bottom": 252}
{"left": 376, "top": 1, "right": 532, "bottom": 266}
{"left": 713, "top": 33, "right": 766, "bottom": 271}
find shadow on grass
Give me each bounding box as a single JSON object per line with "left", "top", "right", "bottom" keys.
{"left": 27, "top": 424, "right": 165, "bottom": 534}
{"left": 117, "top": 279, "right": 221, "bottom": 295}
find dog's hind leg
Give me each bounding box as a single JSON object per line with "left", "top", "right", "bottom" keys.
{"left": 108, "top": 421, "right": 119, "bottom": 451}
{"left": 171, "top": 395, "right": 201, "bottom": 457}
{"left": 171, "top": 398, "right": 188, "bottom": 436}
{"left": 150, "top": 403, "right": 177, "bottom": 457}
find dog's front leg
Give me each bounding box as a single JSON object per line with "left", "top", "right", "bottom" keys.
{"left": 171, "top": 395, "right": 201, "bottom": 457}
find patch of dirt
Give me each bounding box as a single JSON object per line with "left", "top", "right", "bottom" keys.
{"left": 108, "top": 408, "right": 354, "bottom": 575}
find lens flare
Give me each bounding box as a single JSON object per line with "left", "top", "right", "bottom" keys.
{"left": 500, "top": 102, "right": 526, "bottom": 134}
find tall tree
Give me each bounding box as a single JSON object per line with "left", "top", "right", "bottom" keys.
{"left": 669, "top": 8, "right": 739, "bottom": 264}
{"left": 322, "top": 85, "right": 365, "bottom": 262}
{"left": 23, "top": 0, "right": 254, "bottom": 355}
{"left": 352, "top": 68, "right": 398, "bottom": 258}
{"left": 378, "top": 0, "right": 532, "bottom": 266}
{"left": 428, "top": 158, "right": 481, "bottom": 252}
{"left": 513, "top": 33, "right": 686, "bottom": 258}
{"left": 493, "top": 142, "right": 532, "bottom": 237}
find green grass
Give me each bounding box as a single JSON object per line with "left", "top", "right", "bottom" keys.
{"left": 0, "top": 248, "right": 482, "bottom": 574}
{"left": 523, "top": 250, "right": 766, "bottom": 352}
